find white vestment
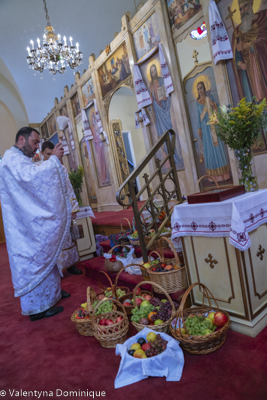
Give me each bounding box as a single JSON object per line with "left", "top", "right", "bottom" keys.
{"left": 0, "top": 146, "right": 71, "bottom": 315}
{"left": 57, "top": 166, "right": 80, "bottom": 272}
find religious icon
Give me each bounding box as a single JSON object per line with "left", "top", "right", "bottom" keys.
{"left": 218, "top": 0, "right": 267, "bottom": 153}
{"left": 47, "top": 114, "right": 57, "bottom": 137}
{"left": 167, "top": 0, "right": 202, "bottom": 35}
{"left": 41, "top": 123, "right": 49, "bottom": 139}
{"left": 80, "top": 139, "right": 98, "bottom": 204}
{"left": 82, "top": 77, "right": 95, "bottom": 107}
{"left": 140, "top": 52, "right": 184, "bottom": 172}
{"left": 71, "top": 93, "right": 81, "bottom": 118}
{"left": 133, "top": 13, "right": 161, "bottom": 61}
{"left": 60, "top": 104, "right": 69, "bottom": 118}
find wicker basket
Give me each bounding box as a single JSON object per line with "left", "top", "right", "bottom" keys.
{"left": 169, "top": 283, "right": 230, "bottom": 354}
{"left": 71, "top": 287, "right": 96, "bottom": 336}
{"left": 128, "top": 235, "right": 140, "bottom": 246}
{"left": 91, "top": 298, "right": 129, "bottom": 348}
{"left": 114, "top": 263, "right": 153, "bottom": 319}
{"left": 147, "top": 237, "right": 188, "bottom": 294}
{"left": 144, "top": 231, "right": 171, "bottom": 250}
{"left": 105, "top": 244, "right": 135, "bottom": 273}
{"left": 131, "top": 281, "right": 177, "bottom": 333}
{"left": 98, "top": 270, "right": 130, "bottom": 301}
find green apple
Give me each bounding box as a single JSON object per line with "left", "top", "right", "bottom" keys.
{"left": 154, "top": 319, "right": 163, "bottom": 325}
{"left": 208, "top": 312, "right": 216, "bottom": 323}
{"left": 146, "top": 332, "right": 157, "bottom": 342}
{"left": 143, "top": 263, "right": 151, "bottom": 269}
{"left": 140, "top": 300, "right": 150, "bottom": 307}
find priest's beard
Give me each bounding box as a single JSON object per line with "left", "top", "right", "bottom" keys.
{"left": 21, "top": 140, "right": 35, "bottom": 158}
{"left": 240, "top": 11, "right": 253, "bottom": 32}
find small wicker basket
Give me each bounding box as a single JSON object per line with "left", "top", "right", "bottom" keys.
{"left": 147, "top": 237, "right": 188, "bottom": 294}
{"left": 71, "top": 287, "right": 96, "bottom": 336}
{"left": 98, "top": 270, "right": 130, "bottom": 300}
{"left": 114, "top": 263, "right": 153, "bottom": 319}
{"left": 131, "top": 281, "right": 177, "bottom": 333}
{"left": 105, "top": 244, "right": 135, "bottom": 273}
{"left": 91, "top": 298, "right": 129, "bottom": 348}
{"left": 169, "top": 283, "right": 230, "bottom": 355}
{"left": 144, "top": 231, "right": 171, "bottom": 250}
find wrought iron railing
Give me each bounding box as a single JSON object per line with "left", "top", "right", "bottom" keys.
{"left": 116, "top": 129, "right": 182, "bottom": 262}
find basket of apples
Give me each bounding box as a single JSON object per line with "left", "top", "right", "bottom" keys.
{"left": 170, "top": 282, "right": 230, "bottom": 354}
{"left": 91, "top": 298, "right": 129, "bottom": 348}
{"left": 131, "top": 281, "right": 178, "bottom": 333}
{"left": 98, "top": 270, "right": 130, "bottom": 301}
{"left": 146, "top": 237, "right": 188, "bottom": 294}
{"left": 71, "top": 287, "right": 98, "bottom": 336}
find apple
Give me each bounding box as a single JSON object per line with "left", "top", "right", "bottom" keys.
{"left": 105, "top": 319, "right": 114, "bottom": 326}
{"left": 213, "top": 312, "right": 228, "bottom": 327}
{"left": 134, "top": 287, "right": 141, "bottom": 296}
{"left": 142, "top": 343, "right": 151, "bottom": 352}
{"left": 154, "top": 319, "right": 163, "bottom": 325}
{"left": 136, "top": 298, "right": 143, "bottom": 306}
{"left": 139, "top": 318, "right": 149, "bottom": 325}
{"left": 131, "top": 343, "right": 141, "bottom": 350}
{"left": 144, "top": 295, "right": 152, "bottom": 301}
{"left": 146, "top": 332, "right": 157, "bottom": 342}
{"left": 116, "top": 316, "right": 123, "bottom": 323}
{"left": 176, "top": 328, "right": 186, "bottom": 335}
{"left": 140, "top": 300, "right": 150, "bottom": 307}
{"left": 133, "top": 349, "right": 147, "bottom": 359}
{"left": 123, "top": 302, "right": 131, "bottom": 307}
{"left": 99, "top": 319, "right": 106, "bottom": 326}
{"left": 143, "top": 263, "right": 151, "bottom": 269}
{"left": 208, "top": 312, "right": 216, "bottom": 323}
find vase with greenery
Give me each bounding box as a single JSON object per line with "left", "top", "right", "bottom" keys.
{"left": 69, "top": 166, "right": 84, "bottom": 207}
{"left": 208, "top": 97, "right": 267, "bottom": 192}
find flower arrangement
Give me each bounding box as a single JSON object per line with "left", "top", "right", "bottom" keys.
{"left": 208, "top": 98, "right": 267, "bottom": 191}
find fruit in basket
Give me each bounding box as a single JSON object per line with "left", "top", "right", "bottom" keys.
{"left": 136, "top": 298, "right": 143, "bottom": 307}
{"left": 105, "top": 319, "right": 114, "bottom": 326}
{"left": 139, "top": 318, "right": 149, "bottom": 325}
{"left": 161, "top": 299, "right": 168, "bottom": 303}
{"left": 131, "top": 343, "right": 141, "bottom": 350}
{"left": 161, "top": 263, "right": 166, "bottom": 268}
{"left": 143, "top": 262, "right": 151, "bottom": 269}
{"left": 134, "top": 287, "right": 142, "bottom": 296}
{"left": 99, "top": 319, "right": 107, "bottom": 325}
{"left": 140, "top": 300, "right": 150, "bottom": 307}
{"left": 92, "top": 300, "right": 113, "bottom": 316}
{"left": 128, "top": 350, "right": 135, "bottom": 356}
{"left": 213, "top": 312, "right": 228, "bottom": 327}
{"left": 208, "top": 312, "right": 216, "bottom": 323}
{"left": 144, "top": 295, "right": 152, "bottom": 301}
{"left": 204, "top": 318, "right": 213, "bottom": 330}
{"left": 154, "top": 319, "right": 164, "bottom": 325}
{"left": 146, "top": 332, "right": 157, "bottom": 342}
{"left": 145, "top": 334, "right": 168, "bottom": 357}
{"left": 123, "top": 302, "right": 131, "bottom": 307}
{"left": 148, "top": 312, "right": 157, "bottom": 323}
{"left": 98, "top": 294, "right": 105, "bottom": 301}
{"left": 176, "top": 328, "right": 186, "bottom": 335}
{"left": 116, "top": 316, "right": 123, "bottom": 323}
{"left": 133, "top": 349, "right": 147, "bottom": 359}
{"left": 142, "top": 343, "right": 151, "bottom": 352}
{"left": 137, "top": 338, "right": 146, "bottom": 346}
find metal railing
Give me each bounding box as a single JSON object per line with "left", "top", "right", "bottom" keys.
{"left": 116, "top": 129, "right": 182, "bottom": 262}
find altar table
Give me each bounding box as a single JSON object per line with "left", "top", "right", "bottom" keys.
{"left": 75, "top": 206, "right": 96, "bottom": 261}
{"left": 171, "top": 190, "right": 267, "bottom": 337}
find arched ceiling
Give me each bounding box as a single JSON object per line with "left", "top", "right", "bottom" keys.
{"left": 0, "top": 0, "right": 145, "bottom": 124}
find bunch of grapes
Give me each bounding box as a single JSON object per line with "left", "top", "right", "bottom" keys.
{"left": 184, "top": 315, "right": 216, "bottom": 336}
{"left": 149, "top": 300, "right": 180, "bottom": 322}
{"left": 145, "top": 334, "right": 168, "bottom": 357}
{"left": 149, "top": 297, "right": 161, "bottom": 307}
{"left": 104, "top": 288, "right": 126, "bottom": 299}
{"left": 92, "top": 300, "right": 113, "bottom": 316}
{"left": 131, "top": 305, "right": 154, "bottom": 322}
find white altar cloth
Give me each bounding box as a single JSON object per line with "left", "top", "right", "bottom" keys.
{"left": 171, "top": 190, "right": 267, "bottom": 251}
{"left": 76, "top": 206, "right": 95, "bottom": 220}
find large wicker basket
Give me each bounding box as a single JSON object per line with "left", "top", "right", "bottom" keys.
{"left": 91, "top": 298, "right": 129, "bottom": 348}
{"left": 71, "top": 287, "right": 96, "bottom": 336}
{"left": 114, "top": 263, "right": 153, "bottom": 319}
{"left": 147, "top": 236, "right": 188, "bottom": 294}
{"left": 131, "top": 281, "right": 177, "bottom": 333}
{"left": 169, "top": 283, "right": 230, "bottom": 355}
{"left": 98, "top": 270, "right": 130, "bottom": 300}
{"left": 105, "top": 244, "right": 136, "bottom": 273}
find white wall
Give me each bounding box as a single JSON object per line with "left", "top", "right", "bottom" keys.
{"left": 109, "top": 90, "right": 150, "bottom": 196}
{"left": 0, "top": 58, "right": 29, "bottom": 156}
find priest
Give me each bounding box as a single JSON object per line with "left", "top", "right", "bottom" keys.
{"left": 0, "top": 127, "right": 71, "bottom": 321}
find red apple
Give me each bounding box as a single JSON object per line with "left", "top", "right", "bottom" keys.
{"left": 144, "top": 295, "right": 152, "bottom": 301}
{"left": 116, "top": 316, "right": 123, "bottom": 323}
{"left": 136, "top": 298, "right": 143, "bottom": 306}
{"left": 99, "top": 319, "right": 106, "bottom": 326}
{"left": 142, "top": 343, "right": 151, "bottom": 352}
{"left": 123, "top": 302, "right": 131, "bottom": 307}
{"left": 213, "top": 312, "right": 228, "bottom": 327}
{"left": 105, "top": 319, "right": 114, "bottom": 326}
{"left": 134, "top": 287, "right": 141, "bottom": 296}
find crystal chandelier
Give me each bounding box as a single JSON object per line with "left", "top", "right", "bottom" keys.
{"left": 26, "top": 0, "right": 83, "bottom": 76}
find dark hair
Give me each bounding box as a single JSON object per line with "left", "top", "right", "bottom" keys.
{"left": 42, "top": 141, "right": 55, "bottom": 152}
{"left": 150, "top": 64, "right": 158, "bottom": 81}
{"left": 197, "top": 81, "right": 206, "bottom": 100}
{"left": 15, "top": 127, "right": 40, "bottom": 143}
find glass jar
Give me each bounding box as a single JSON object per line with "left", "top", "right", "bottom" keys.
{"left": 235, "top": 148, "right": 258, "bottom": 192}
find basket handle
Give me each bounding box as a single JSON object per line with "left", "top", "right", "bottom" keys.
{"left": 159, "top": 236, "right": 181, "bottom": 268}
{"left": 85, "top": 287, "right": 97, "bottom": 314}
{"left": 108, "top": 244, "right": 133, "bottom": 255}
{"left": 133, "top": 281, "right": 176, "bottom": 319}
{"left": 177, "top": 282, "right": 220, "bottom": 333}
{"left": 120, "top": 218, "right": 132, "bottom": 232}
{"left": 148, "top": 250, "right": 162, "bottom": 263}
{"left": 98, "top": 270, "right": 115, "bottom": 296}
{"left": 91, "top": 297, "right": 127, "bottom": 325}
{"left": 196, "top": 175, "right": 219, "bottom": 192}
{"left": 114, "top": 263, "right": 154, "bottom": 297}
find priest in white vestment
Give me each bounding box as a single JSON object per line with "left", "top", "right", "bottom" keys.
{"left": 0, "top": 127, "right": 71, "bottom": 321}
{"left": 41, "top": 142, "right": 82, "bottom": 275}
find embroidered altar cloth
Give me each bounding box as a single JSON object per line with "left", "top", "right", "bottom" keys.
{"left": 171, "top": 190, "right": 267, "bottom": 251}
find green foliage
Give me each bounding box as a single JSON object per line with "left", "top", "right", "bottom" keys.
{"left": 69, "top": 166, "right": 84, "bottom": 206}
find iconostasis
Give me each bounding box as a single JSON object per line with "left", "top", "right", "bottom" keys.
{"left": 39, "top": 0, "right": 267, "bottom": 211}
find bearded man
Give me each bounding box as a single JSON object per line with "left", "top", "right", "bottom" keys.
{"left": 232, "top": 0, "right": 267, "bottom": 102}
{"left": 0, "top": 127, "right": 71, "bottom": 321}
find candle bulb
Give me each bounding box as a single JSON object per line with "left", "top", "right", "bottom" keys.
{"left": 30, "top": 40, "right": 34, "bottom": 49}
{"left": 69, "top": 36, "right": 73, "bottom": 46}
{"left": 27, "top": 47, "right": 30, "bottom": 55}
{"left": 63, "top": 36, "right": 67, "bottom": 46}
{"left": 76, "top": 42, "right": 79, "bottom": 52}
{"left": 43, "top": 34, "right": 46, "bottom": 41}
{"left": 37, "top": 38, "right": 40, "bottom": 48}
{"left": 58, "top": 34, "right": 61, "bottom": 42}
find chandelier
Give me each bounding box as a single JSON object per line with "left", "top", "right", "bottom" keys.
{"left": 26, "top": 0, "right": 83, "bottom": 76}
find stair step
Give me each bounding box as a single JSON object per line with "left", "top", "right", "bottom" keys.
{"left": 100, "top": 240, "right": 176, "bottom": 259}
